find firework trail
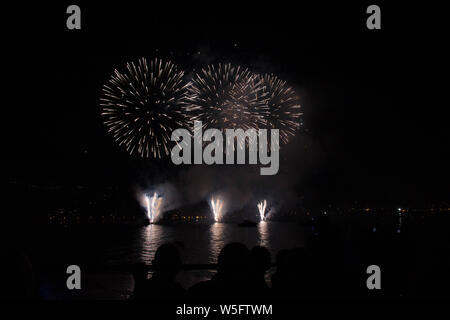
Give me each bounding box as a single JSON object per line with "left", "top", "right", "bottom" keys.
{"left": 257, "top": 74, "right": 302, "bottom": 145}
{"left": 257, "top": 200, "right": 267, "bottom": 221}
{"left": 100, "top": 57, "right": 191, "bottom": 158}
{"left": 210, "top": 197, "right": 224, "bottom": 222}
{"left": 145, "top": 192, "right": 163, "bottom": 223}
{"left": 187, "top": 63, "right": 268, "bottom": 149}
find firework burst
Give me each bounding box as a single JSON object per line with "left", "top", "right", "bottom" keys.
{"left": 257, "top": 74, "right": 302, "bottom": 145}
{"left": 187, "top": 63, "right": 268, "bottom": 136}
{"left": 100, "top": 57, "right": 190, "bottom": 158}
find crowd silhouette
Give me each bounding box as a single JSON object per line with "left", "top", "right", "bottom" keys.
{"left": 132, "top": 243, "right": 185, "bottom": 299}
{"left": 130, "top": 214, "right": 449, "bottom": 300}
{"left": 131, "top": 240, "right": 353, "bottom": 300}
{"left": 130, "top": 240, "right": 353, "bottom": 300}
{"left": 2, "top": 213, "right": 449, "bottom": 300}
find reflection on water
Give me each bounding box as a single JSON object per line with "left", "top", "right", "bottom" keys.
{"left": 258, "top": 221, "right": 269, "bottom": 248}
{"left": 33, "top": 222, "right": 308, "bottom": 297}
{"left": 209, "top": 223, "right": 226, "bottom": 263}
{"left": 140, "top": 224, "right": 170, "bottom": 264}
{"left": 139, "top": 222, "right": 308, "bottom": 265}
{"left": 137, "top": 222, "right": 308, "bottom": 290}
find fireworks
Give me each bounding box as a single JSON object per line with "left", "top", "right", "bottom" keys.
{"left": 100, "top": 58, "right": 303, "bottom": 159}
{"left": 210, "top": 197, "right": 224, "bottom": 222}
{"left": 257, "top": 200, "right": 267, "bottom": 222}
{"left": 187, "top": 65, "right": 302, "bottom": 150}
{"left": 145, "top": 192, "right": 163, "bottom": 223}
{"left": 187, "top": 63, "right": 268, "bottom": 133}
{"left": 100, "top": 57, "right": 190, "bottom": 158}
{"left": 256, "top": 74, "right": 302, "bottom": 145}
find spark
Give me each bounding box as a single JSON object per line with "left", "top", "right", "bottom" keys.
{"left": 257, "top": 200, "right": 267, "bottom": 221}
{"left": 100, "top": 57, "right": 191, "bottom": 158}
{"left": 145, "top": 192, "right": 163, "bottom": 223}
{"left": 257, "top": 74, "right": 303, "bottom": 145}
{"left": 187, "top": 63, "right": 268, "bottom": 150}
{"left": 210, "top": 197, "right": 224, "bottom": 222}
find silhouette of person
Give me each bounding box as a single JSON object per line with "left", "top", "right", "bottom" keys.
{"left": 271, "top": 249, "right": 290, "bottom": 295}
{"left": 249, "top": 246, "right": 271, "bottom": 296}
{"left": 189, "top": 242, "right": 252, "bottom": 297}
{"left": 131, "top": 243, "right": 185, "bottom": 299}
{"left": 287, "top": 247, "right": 312, "bottom": 296}
{"left": 271, "top": 247, "right": 313, "bottom": 296}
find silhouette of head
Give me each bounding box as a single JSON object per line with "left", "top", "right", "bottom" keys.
{"left": 152, "top": 243, "right": 182, "bottom": 278}
{"left": 288, "top": 247, "right": 309, "bottom": 274}
{"left": 217, "top": 242, "right": 250, "bottom": 276}
{"left": 251, "top": 246, "right": 271, "bottom": 275}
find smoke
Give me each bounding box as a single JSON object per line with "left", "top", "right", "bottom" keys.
{"left": 134, "top": 132, "right": 324, "bottom": 218}
{"left": 132, "top": 51, "right": 325, "bottom": 218}
{"left": 134, "top": 181, "right": 183, "bottom": 213}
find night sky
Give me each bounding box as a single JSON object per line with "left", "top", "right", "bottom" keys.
{"left": 5, "top": 2, "right": 449, "bottom": 207}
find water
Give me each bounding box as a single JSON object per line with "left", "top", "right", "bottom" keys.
{"left": 139, "top": 222, "right": 308, "bottom": 265}
{"left": 18, "top": 213, "right": 450, "bottom": 299}
{"left": 31, "top": 222, "right": 309, "bottom": 299}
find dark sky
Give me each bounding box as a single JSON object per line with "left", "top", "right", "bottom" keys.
{"left": 5, "top": 2, "right": 449, "bottom": 205}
